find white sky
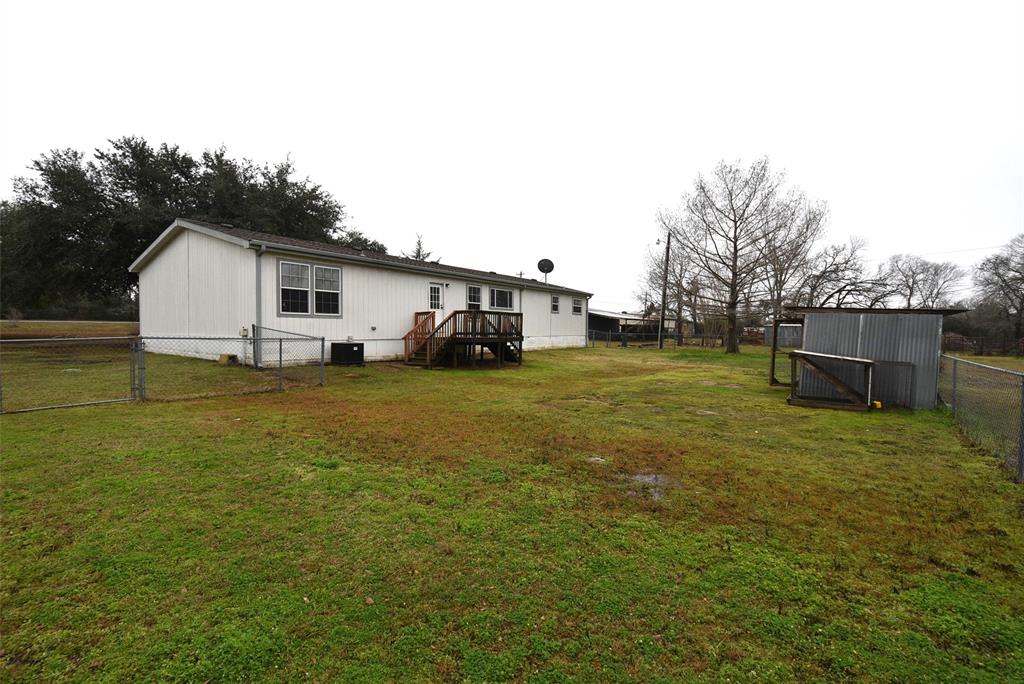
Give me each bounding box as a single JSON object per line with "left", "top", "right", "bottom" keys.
{"left": 1, "top": 0, "right": 1021, "bottom": 311}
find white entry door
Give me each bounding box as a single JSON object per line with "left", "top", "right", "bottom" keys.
{"left": 429, "top": 282, "right": 444, "bottom": 312}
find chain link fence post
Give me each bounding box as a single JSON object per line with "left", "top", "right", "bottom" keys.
{"left": 137, "top": 339, "right": 147, "bottom": 400}
{"left": 951, "top": 357, "right": 958, "bottom": 418}
{"left": 1017, "top": 378, "right": 1024, "bottom": 484}
{"left": 278, "top": 338, "right": 284, "bottom": 391}
{"left": 130, "top": 339, "right": 137, "bottom": 400}
{"left": 320, "top": 338, "right": 326, "bottom": 386}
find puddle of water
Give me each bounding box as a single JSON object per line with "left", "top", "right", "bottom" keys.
{"left": 626, "top": 472, "right": 677, "bottom": 501}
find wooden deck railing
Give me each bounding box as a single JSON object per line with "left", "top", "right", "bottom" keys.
{"left": 423, "top": 310, "right": 524, "bottom": 368}
{"left": 403, "top": 311, "right": 435, "bottom": 362}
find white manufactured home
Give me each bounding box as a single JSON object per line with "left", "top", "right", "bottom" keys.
{"left": 129, "top": 218, "right": 591, "bottom": 364}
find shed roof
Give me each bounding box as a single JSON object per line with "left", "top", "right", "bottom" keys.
{"left": 130, "top": 218, "right": 592, "bottom": 297}
{"left": 785, "top": 306, "right": 968, "bottom": 316}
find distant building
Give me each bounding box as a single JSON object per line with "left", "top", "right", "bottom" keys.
{"left": 587, "top": 308, "right": 692, "bottom": 336}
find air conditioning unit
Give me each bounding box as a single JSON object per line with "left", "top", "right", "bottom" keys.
{"left": 331, "top": 342, "right": 364, "bottom": 366}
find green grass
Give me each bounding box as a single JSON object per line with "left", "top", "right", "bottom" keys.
{"left": 948, "top": 353, "right": 1024, "bottom": 373}
{"left": 0, "top": 320, "right": 138, "bottom": 339}
{"left": 2, "top": 346, "right": 1023, "bottom": 681}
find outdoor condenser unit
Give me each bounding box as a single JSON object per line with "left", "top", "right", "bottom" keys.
{"left": 331, "top": 342, "right": 364, "bottom": 366}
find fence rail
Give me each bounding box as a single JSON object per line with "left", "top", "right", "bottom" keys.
{"left": 938, "top": 354, "right": 1024, "bottom": 483}
{"left": 0, "top": 335, "right": 325, "bottom": 414}
{"left": 588, "top": 329, "right": 726, "bottom": 348}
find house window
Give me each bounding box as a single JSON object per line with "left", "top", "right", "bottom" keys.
{"left": 314, "top": 266, "right": 341, "bottom": 315}
{"left": 429, "top": 283, "right": 443, "bottom": 310}
{"left": 490, "top": 287, "right": 513, "bottom": 310}
{"left": 551, "top": 295, "right": 559, "bottom": 314}
{"left": 467, "top": 284, "right": 482, "bottom": 310}
{"left": 572, "top": 297, "right": 583, "bottom": 315}
{"left": 280, "top": 262, "right": 310, "bottom": 313}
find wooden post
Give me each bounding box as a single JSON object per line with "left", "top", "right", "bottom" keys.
{"left": 769, "top": 319, "right": 780, "bottom": 385}
{"left": 789, "top": 354, "right": 797, "bottom": 402}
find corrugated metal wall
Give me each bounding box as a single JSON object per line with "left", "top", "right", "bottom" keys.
{"left": 800, "top": 312, "right": 943, "bottom": 409}
{"left": 765, "top": 324, "right": 803, "bottom": 347}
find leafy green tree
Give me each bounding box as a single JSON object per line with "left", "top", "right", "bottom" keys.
{"left": 0, "top": 138, "right": 386, "bottom": 317}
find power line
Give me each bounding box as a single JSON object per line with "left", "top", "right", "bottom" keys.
{"left": 911, "top": 244, "right": 1003, "bottom": 257}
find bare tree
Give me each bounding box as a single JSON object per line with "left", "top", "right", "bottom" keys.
{"left": 664, "top": 158, "right": 783, "bottom": 352}
{"left": 761, "top": 192, "right": 827, "bottom": 317}
{"left": 918, "top": 261, "right": 965, "bottom": 308}
{"left": 974, "top": 233, "right": 1024, "bottom": 338}
{"left": 794, "top": 239, "right": 893, "bottom": 307}
{"left": 886, "top": 255, "right": 930, "bottom": 307}
{"left": 639, "top": 239, "right": 707, "bottom": 338}
{"left": 886, "top": 254, "right": 964, "bottom": 308}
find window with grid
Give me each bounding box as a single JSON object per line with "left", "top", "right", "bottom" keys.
{"left": 314, "top": 266, "right": 341, "bottom": 315}
{"left": 572, "top": 297, "right": 583, "bottom": 315}
{"left": 490, "top": 287, "right": 513, "bottom": 310}
{"left": 429, "top": 283, "right": 443, "bottom": 310}
{"left": 467, "top": 285, "right": 482, "bottom": 310}
{"left": 280, "top": 262, "right": 310, "bottom": 313}
{"left": 551, "top": 295, "right": 559, "bottom": 314}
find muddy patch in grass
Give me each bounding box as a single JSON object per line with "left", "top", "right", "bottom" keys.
{"left": 697, "top": 380, "right": 742, "bottom": 389}
{"left": 625, "top": 472, "right": 678, "bottom": 501}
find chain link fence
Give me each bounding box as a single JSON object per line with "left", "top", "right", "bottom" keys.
{"left": 938, "top": 355, "right": 1024, "bottom": 483}
{"left": 0, "top": 335, "right": 325, "bottom": 413}
{"left": 588, "top": 329, "right": 725, "bottom": 348}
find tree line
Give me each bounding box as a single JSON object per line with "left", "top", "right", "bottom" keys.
{"left": 641, "top": 158, "right": 1023, "bottom": 352}
{"left": 0, "top": 137, "right": 387, "bottom": 319}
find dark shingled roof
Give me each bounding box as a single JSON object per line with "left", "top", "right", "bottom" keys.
{"left": 185, "top": 219, "right": 591, "bottom": 297}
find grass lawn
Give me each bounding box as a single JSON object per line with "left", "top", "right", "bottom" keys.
{"left": 0, "top": 320, "right": 139, "bottom": 339}
{"left": 948, "top": 353, "right": 1024, "bottom": 373}
{"left": 2, "top": 346, "right": 1022, "bottom": 681}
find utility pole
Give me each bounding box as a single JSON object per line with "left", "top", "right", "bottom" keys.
{"left": 657, "top": 231, "right": 671, "bottom": 349}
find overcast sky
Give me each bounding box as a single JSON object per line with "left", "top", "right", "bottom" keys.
{"left": 1, "top": 0, "right": 1021, "bottom": 311}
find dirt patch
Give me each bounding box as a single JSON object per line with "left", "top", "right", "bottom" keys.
{"left": 697, "top": 380, "right": 742, "bottom": 388}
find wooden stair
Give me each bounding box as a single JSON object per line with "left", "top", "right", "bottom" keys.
{"left": 402, "top": 310, "right": 524, "bottom": 369}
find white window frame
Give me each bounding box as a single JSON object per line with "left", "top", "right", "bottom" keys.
{"left": 489, "top": 287, "right": 514, "bottom": 311}
{"left": 313, "top": 265, "right": 342, "bottom": 316}
{"left": 280, "top": 261, "right": 311, "bottom": 315}
{"left": 572, "top": 297, "right": 583, "bottom": 315}
{"left": 429, "top": 282, "right": 444, "bottom": 310}
{"left": 551, "top": 295, "right": 560, "bottom": 314}
{"left": 467, "top": 284, "right": 482, "bottom": 310}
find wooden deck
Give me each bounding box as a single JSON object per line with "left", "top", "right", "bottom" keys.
{"left": 403, "top": 310, "right": 524, "bottom": 369}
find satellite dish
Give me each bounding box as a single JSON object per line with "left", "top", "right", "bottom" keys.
{"left": 537, "top": 259, "right": 554, "bottom": 274}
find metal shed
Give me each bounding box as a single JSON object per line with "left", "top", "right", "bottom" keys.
{"left": 786, "top": 307, "right": 966, "bottom": 410}
{"left": 764, "top": 323, "right": 803, "bottom": 348}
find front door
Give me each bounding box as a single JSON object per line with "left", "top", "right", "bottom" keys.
{"left": 429, "top": 282, "right": 444, "bottom": 312}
